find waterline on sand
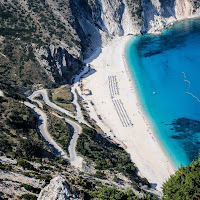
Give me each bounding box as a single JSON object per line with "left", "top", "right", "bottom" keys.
{"left": 81, "top": 35, "right": 175, "bottom": 190}
{"left": 126, "top": 18, "right": 200, "bottom": 169}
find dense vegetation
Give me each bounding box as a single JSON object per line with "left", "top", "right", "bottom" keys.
{"left": 17, "top": 160, "right": 37, "bottom": 171}
{"left": 20, "top": 193, "right": 37, "bottom": 200}
{"left": 76, "top": 125, "right": 149, "bottom": 186}
{"left": 0, "top": 0, "right": 83, "bottom": 87}
{"left": 0, "top": 37, "right": 54, "bottom": 90}
{"left": 48, "top": 113, "right": 73, "bottom": 155}
{"left": 0, "top": 1, "right": 79, "bottom": 47}
{"left": 0, "top": 1, "right": 54, "bottom": 88}
{"left": 86, "top": 187, "right": 156, "bottom": 200}
{"left": 0, "top": 93, "right": 56, "bottom": 161}
{"left": 20, "top": 184, "right": 41, "bottom": 194}
{"left": 162, "top": 156, "right": 200, "bottom": 200}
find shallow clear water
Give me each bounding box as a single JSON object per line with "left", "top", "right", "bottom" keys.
{"left": 126, "top": 18, "right": 200, "bottom": 168}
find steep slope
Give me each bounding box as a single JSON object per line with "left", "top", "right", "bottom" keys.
{"left": 1, "top": 0, "right": 200, "bottom": 199}
{"left": 1, "top": 0, "right": 200, "bottom": 90}
{"left": 141, "top": 0, "right": 200, "bottom": 34}
{"left": 0, "top": 0, "right": 143, "bottom": 88}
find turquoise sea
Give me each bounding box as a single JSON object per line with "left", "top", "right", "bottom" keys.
{"left": 126, "top": 18, "right": 200, "bottom": 168}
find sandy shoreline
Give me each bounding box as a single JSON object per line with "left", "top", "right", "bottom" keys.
{"left": 80, "top": 35, "right": 175, "bottom": 191}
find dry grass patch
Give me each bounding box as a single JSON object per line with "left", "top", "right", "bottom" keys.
{"left": 49, "top": 85, "right": 76, "bottom": 114}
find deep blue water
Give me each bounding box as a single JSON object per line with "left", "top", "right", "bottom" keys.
{"left": 126, "top": 18, "right": 200, "bottom": 168}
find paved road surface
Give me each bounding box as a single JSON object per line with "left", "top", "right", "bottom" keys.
{"left": 25, "top": 67, "right": 90, "bottom": 167}
{"left": 24, "top": 102, "right": 70, "bottom": 162}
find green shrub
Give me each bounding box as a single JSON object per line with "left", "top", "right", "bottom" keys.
{"left": 20, "top": 184, "right": 41, "bottom": 194}
{"left": 20, "top": 193, "right": 37, "bottom": 200}
{"left": 162, "top": 156, "right": 200, "bottom": 200}
{"left": 35, "top": 174, "right": 52, "bottom": 184}
{"left": 0, "top": 139, "right": 12, "bottom": 153}
{"left": 93, "top": 171, "right": 106, "bottom": 179}
{"left": 39, "top": 165, "right": 53, "bottom": 170}
{"left": 17, "top": 160, "right": 36, "bottom": 171}
{"left": 77, "top": 126, "right": 136, "bottom": 178}
{"left": 55, "top": 97, "right": 70, "bottom": 104}
{"left": 88, "top": 187, "right": 139, "bottom": 200}
{"left": 0, "top": 162, "right": 12, "bottom": 171}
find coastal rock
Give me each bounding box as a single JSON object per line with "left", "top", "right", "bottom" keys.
{"left": 68, "top": 0, "right": 141, "bottom": 58}
{"left": 37, "top": 176, "right": 76, "bottom": 200}
{"left": 141, "top": 0, "right": 200, "bottom": 34}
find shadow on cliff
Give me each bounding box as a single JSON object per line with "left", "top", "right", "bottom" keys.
{"left": 69, "top": 0, "right": 103, "bottom": 61}
{"left": 69, "top": 0, "right": 126, "bottom": 61}
{"left": 142, "top": 0, "right": 176, "bottom": 34}
{"left": 142, "top": 0, "right": 160, "bottom": 33}
{"left": 160, "top": 0, "right": 176, "bottom": 18}
{"left": 71, "top": 67, "right": 97, "bottom": 85}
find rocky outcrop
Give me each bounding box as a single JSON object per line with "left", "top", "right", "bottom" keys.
{"left": 31, "top": 0, "right": 142, "bottom": 81}
{"left": 32, "top": 0, "right": 200, "bottom": 83}
{"left": 0, "top": 170, "right": 44, "bottom": 198}
{"left": 141, "top": 0, "right": 200, "bottom": 34}
{"left": 46, "top": 46, "right": 83, "bottom": 83}
{"left": 33, "top": 45, "right": 83, "bottom": 84}
{"left": 67, "top": 0, "right": 142, "bottom": 58}
{"left": 0, "top": 90, "right": 4, "bottom": 97}
{"left": 0, "top": 171, "right": 45, "bottom": 188}
{"left": 38, "top": 176, "right": 77, "bottom": 200}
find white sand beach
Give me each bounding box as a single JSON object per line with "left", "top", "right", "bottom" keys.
{"left": 80, "top": 35, "right": 176, "bottom": 191}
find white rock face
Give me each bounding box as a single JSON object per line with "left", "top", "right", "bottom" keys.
{"left": 99, "top": 0, "right": 141, "bottom": 37}
{"left": 0, "top": 90, "right": 4, "bottom": 97}
{"left": 175, "top": 0, "right": 193, "bottom": 20}
{"left": 100, "top": 0, "right": 124, "bottom": 36}
{"left": 141, "top": 0, "right": 200, "bottom": 34}
{"left": 0, "top": 171, "right": 44, "bottom": 188}
{"left": 33, "top": 45, "right": 55, "bottom": 82}
{"left": 37, "top": 176, "right": 76, "bottom": 200}
{"left": 0, "top": 170, "right": 44, "bottom": 197}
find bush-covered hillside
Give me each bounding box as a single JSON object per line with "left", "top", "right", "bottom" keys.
{"left": 162, "top": 156, "right": 200, "bottom": 200}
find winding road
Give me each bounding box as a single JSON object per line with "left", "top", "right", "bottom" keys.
{"left": 53, "top": 113, "right": 83, "bottom": 166}
{"left": 25, "top": 67, "right": 90, "bottom": 167}
{"left": 24, "top": 102, "right": 70, "bottom": 161}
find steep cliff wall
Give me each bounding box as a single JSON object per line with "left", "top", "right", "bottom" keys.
{"left": 141, "top": 0, "right": 200, "bottom": 34}
{"left": 0, "top": 0, "right": 142, "bottom": 86}
{"left": 1, "top": 0, "right": 200, "bottom": 87}
{"left": 68, "top": 0, "right": 142, "bottom": 58}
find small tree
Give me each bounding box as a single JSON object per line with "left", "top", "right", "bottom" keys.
{"left": 162, "top": 156, "right": 200, "bottom": 200}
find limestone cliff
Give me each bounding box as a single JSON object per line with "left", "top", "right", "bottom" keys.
{"left": 68, "top": 0, "right": 142, "bottom": 58}
{"left": 1, "top": 0, "right": 200, "bottom": 87}
{"left": 0, "top": 0, "right": 141, "bottom": 86}
{"left": 141, "top": 0, "right": 200, "bottom": 34}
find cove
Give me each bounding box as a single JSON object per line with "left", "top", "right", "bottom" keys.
{"left": 126, "top": 18, "right": 200, "bottom": 168}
